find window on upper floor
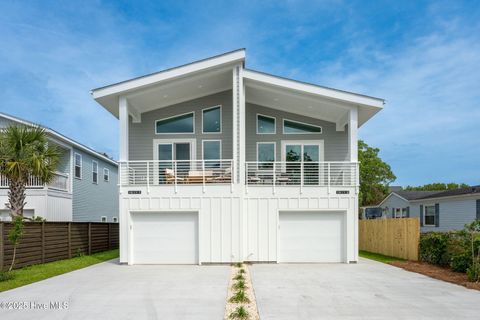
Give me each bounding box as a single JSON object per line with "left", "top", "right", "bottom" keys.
{"left": 424, "top": 205, "right": 436, "bottom": 226}
{"left": 283, "top": 119, "right": 322, "bottom": 134}
{"left": 202, "top": 106, "right": 221, "bottom": 133}
{"left": 74, "top": 153, "right": 82, "bottom": 179}
{"left": 203, "top": 140, "right": 221, "bottom": 168}
{"left": 103, "top": 168, "right": 110, "bottom": 182}
{"left": 257, "top": 142, "right": 275, "bottom": 169}
{"left": 257, "top": 114, "right": 276, "bottom": 134}
{"left": 92, "top": 160, "right": 98, "bottom": 184}
{"left": 156, "top": 112, "right": 194, "bottom": 134}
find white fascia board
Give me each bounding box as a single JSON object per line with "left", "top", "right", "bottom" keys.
{"left": 91, "top": 49, "right": 246, "bottom": 99}
{"left": 243, "top": 69, "right": 384, "bottom": 109}
{"left": 0, "top": 113, "right": 117, "bottom": 166}
{"left": 410, "top": 193, "right": 480, "bottom": 203}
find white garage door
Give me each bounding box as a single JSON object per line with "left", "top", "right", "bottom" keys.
{"left": 131, "top": 211, "right": 198, "bottom": 264}
{"left": 279, "top": 211, "right": 345, "bottom": 263}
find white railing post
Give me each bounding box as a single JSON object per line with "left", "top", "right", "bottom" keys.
{"left": 327, "top": 162, "right": 331, "bottom": 194}
{"left": 300, "top": 162, "right": 304, "bottom": 194}
{"left": 230, "top": 160, "right": 234, "bottom": 193}
{"left": 272, "top": 162, "right": 276, "bottom": 194}
{"left": 174, "top": 161, "right": 178, "bottom": 194}
{"left": 245, "top": 163, "right": 248, "bottom": 194}
{"left": 146, "top": 161, "right": 150, "bottom": 194}
{"left": 202, "top": 160, "right": 206, "bottom": 193}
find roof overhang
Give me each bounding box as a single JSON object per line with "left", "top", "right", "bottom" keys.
{"left": 91, "top": 49, "right": 246, "bottom": 118}
{"left": 243, "top": 69, "right": 384, "bottom": 127}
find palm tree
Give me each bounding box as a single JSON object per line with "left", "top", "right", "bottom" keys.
{"left": 0, "top": 124, "right": 60, "bottom": 218}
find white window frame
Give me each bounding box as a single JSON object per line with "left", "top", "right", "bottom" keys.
{"left": 280, "top": 140, "right": 325, "bottom": 162}
{"left": 256, "top": 142, "right": 276, "bottom": 170}
{"left": 112, "top": 217, "right": 118, "bottom": 223}
{"left": 256, "top": 114, "right": 276, "bottom": 134}
{"left": 101, "top": 216, "right": 107, "bottom": 223}
{"left": 424, "top": 205, "right": 436, "bottom": 227}
{"left": 202, "top": 139, "right": 222, "bottom": 160}
{"left": 92, "top": 160, "right": 98, "bottom": 184}
{"left": 283, "top": 118, "right": 322, "bottom": 134}
{"left": 74, "top": 153, "right": 82, "bottom": 179}
{"left": 103, "top": 168, "right": 110, "bottom": 182}
{"left": 155, "top": 111, "right": 195, "bottom": 135}
{"left": 394, "top": 208, "right": 407, "bottom": 218}
{"left": 202, "top": 105, "right": 222, "bottom": 134}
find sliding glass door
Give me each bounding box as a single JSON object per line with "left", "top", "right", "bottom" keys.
{"left": 284, "top": 142, "right": 322, "bottom": 185}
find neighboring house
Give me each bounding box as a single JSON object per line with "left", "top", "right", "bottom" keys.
{"left": 0, "top": 112, "right": 119, "bottom": 222}
{"left": 376, "top": 187, "right": 480, "bottom": 231}
{"left": 91, "top": 49, "right": 384, "bottom": 265}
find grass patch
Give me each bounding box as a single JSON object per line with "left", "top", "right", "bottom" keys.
{"left": 232, "top": 279, "right": 247, "bottom": 290}
{"left": 359, "top": 250, "right": 405, "bottom": 264}
{"left": 0, "top": 249, "right": 118, "bottom": 292}
{"left": 229, "top": 289, "right": 250, "bottom": 304}
{"left": 229, "top": 306, "right": 249, "bottom": 320}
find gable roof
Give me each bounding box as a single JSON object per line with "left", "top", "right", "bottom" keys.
{"left": 0, "top": 112, "right": 117, "bottom": 166}
{"left": 412, "top": 185, "right": 480, "bottom": 201}
{"left": 377, "top": 190, "right": 443, "bottom": 206}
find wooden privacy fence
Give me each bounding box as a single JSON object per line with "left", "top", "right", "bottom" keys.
{"left": 359, "top": 218, "right": 420, "bottom": 260}
{"left": 0, "top": 222, "right": 119, "bottom": 271}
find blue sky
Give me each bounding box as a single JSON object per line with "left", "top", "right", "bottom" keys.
{"left": 1, "top": 0, "right": 479, "bottom": 186}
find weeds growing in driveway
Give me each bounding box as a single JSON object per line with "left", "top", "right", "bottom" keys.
{"left": 238, "top": 268, "right": 246, "bottom": 274}
{"left": 233, "top": 273, "right": 245, "bottom": 281}
{"left": 229, "top": 306, "right": 249, "bottom": 320}
{"left": 232, "top": 279, "right": 247, "bottom": 290}
{"left": 229, "top": 289, "right": 250, "bottom": 304}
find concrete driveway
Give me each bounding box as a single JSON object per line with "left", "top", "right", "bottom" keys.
{"left": 0, "top": 260, "right": 229, "bottom": 320}
{"left": 251, "top": 258, "right": 480, "bottom": 320}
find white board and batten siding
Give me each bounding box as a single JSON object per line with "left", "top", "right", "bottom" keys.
{"left": 120, "top": 185, "right": 358, "bottom": 264}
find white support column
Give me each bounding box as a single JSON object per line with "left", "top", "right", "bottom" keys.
{"left": 119, "top": 96, "right": 129, "bottom": 162}
{"left": 348, "top": 107, "right": 358, "bottom": 162}
{"left": 239, "top": 67, "right": 246, "bottom": 186}
{"left": 232, "top": 64, "right": 245, "bottom": 185}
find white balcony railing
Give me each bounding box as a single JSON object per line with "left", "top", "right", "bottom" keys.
{"left": 119, "top": 160, "right": 234, "bottom": 191}
{"left": 245, "top": 161, "right": 359, "bottom": 189}
{"left": 0, "top": 172, "right": 69, "bottom": 192}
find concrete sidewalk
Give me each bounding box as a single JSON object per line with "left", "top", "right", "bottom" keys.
{"left": 0, "top": 260, "right": 230, "bottom": 320}
{"left": 250, "top": 258, "right": 480, "bottom": 320}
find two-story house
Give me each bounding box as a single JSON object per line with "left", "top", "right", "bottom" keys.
{"left": 0, "top": 112, "right": 119, "bottom": 222}
{"left": 92, "top": 49, "right": 384, "bottom": 264}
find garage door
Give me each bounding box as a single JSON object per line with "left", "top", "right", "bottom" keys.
{"left": 131, "top": 211, "right": 198, "bottom": 264}
{"left": 279, "top": 211, "right": 345, "bottom": 263}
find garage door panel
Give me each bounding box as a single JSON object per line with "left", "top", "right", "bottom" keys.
{"left": 131, "top": 211, "right": 198, "bottom": 264}
{"left": 280, "top": 211, "right": 345, "bottom": 263}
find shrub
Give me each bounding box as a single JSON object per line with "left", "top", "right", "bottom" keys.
{"left": 229, "top": 289, "right": 250, "bottom": 303}
{"left": 420, "top": 232, "right": 449, "bottom": 265}
{"left": 232, "top": 280, "right": 247, "bottom": 290}
{"left": 467, "top": 263, "right": 480, "bottom": 282}
{"left": 229, "top": 306, "right": 249, "bottom": 320}
{"left": 233, "top": 273, "right": 245, "bottom": 281}
{"left": 0, "top": 271, "right": 14, "bottom": 282}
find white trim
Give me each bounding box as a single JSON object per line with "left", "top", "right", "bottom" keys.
{"left": 256, "top": 113, "right": 276, "bottom": 134}
{"left": 153, "top": 139, "right": 197, "bottom": 161}
{"left": 74, "top": 153, "right": 82, "bottom": 179}
{"left": 155, "top": 111, "right": 195, "bottom": 135}
{"left": 423, "top": 205, "right": 436, "bottom": 227}
{"left": 201, "top": 139, "right": 222, "bottom": 160}
{"left": 280, "top": 140, "right": 325, "bottom": 162}
{"left": 282, "top": 118, "right": 322, "bottom": 134}
{"left": 201, "top": 105, "right": 222, "bottom": 134}
{"left": 103, "top": 168, "right": 110, "bottom": 182}
{"left": 92, "top": 160, "right": 99, "bottom": 184}
{"left": 0, "top": 112, "right": 117, "bottom": 166}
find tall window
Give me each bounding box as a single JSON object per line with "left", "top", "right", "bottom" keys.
{"left": 92, "top": 161, "right": 98, "bottom": 184}
{"left": 202, "top": 106, "right": 221, "bottom": 133}
{"left": 203, "top": 140, "right": 221, "bottom": 168}
{"left": 103, "top": 168, "right": 110, "bottom": 182}
{"left": 156, "top": 112, "right": 194, "bottom": 134}
{"left": 257, "top": 142, "right": 275, "bottom": 169}
{"left": 257, "top": 115, "right": 276, "bottom": 134}
{"left": 424, "top": 205, "right": 436, "bottom": 226}
{"left": 283, "top": 119, "right": 322, "bottom": 134}
{"left": 74, "top": 153, "right": 82, "bottom": 179}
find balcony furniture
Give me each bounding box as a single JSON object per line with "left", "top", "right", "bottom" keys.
{"left": 165, "top": 168, "right": 185, "bottom": 184}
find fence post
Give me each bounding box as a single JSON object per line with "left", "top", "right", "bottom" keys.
{"left": 88, "top": 222, "right": 92, "bottom": 255}
{"left": 0, "top": 223, "right": 4, "bottom": 272}
{"left": 68, "top": 222, "right": 71, "bottom": 258}
{"left": 108, "top": 223, "right": 111, "bottom": 250}
{"left": 41, "top": 222, "right": 45, "bottom": 263}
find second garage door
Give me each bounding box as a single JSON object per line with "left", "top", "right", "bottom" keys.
{"left": 131, "top": 211, "right": 198, "bottom": 264}
{"left": 279, "top": 211, "right": 345, "bottom": 263}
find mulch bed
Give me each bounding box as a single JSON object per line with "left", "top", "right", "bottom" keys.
{"left": 389, "top": 260, "right": 480, "bottom": 291}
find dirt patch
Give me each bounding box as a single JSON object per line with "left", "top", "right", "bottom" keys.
{"left": 390, "top": 260, "right": 480, "bottom": 291}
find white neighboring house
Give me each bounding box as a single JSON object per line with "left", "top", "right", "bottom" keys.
{"left": 91, "top": 49, "right": 384, "bottom": 265}
{"left": 0, "top": 112, "right": 119, "bottom": 222}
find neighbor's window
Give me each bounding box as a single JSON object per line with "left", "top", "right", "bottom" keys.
{"left": 101, "top": 216, "right": 107, "bottom": 223}
{"left": 113, "top": 217, "right": 118, "bottom": 223}
{"left": 257, "top": 115, "right": 276, "bottom": 134}
{"left": 156, "top": 112, "right": 194, "bottom": 134}
{"left": 92, "top": 161, "right": 98, "bottom": 184}
{"left": 74, "top": 153, "right": 82, "bottom": 179}
{"left": 202, "top": 106, "right": 221, "bottom": 133}
{"left": 103, "top": 168, "right": 110, "bottom": 182}
{"left": 424, "top": 205, "right": 436, "bottom": 226}
{"left": 283, "top": 119, "right": 322, "bottom": 134}
{"left": 395, "top": 208, "right": 408, "bottom": 218}
{"left": 257, "top": 142, "right": 275, "bottom": 169}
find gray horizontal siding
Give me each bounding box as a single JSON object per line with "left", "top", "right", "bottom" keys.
{"left": 72, "top": 147, "right": 119, "bottom": 222}
{"left": 245, "top": 103, "right": 349, "bottom": 162}
{"left": 410, "top": 197, "right": 479, "bottom": 231}
{"left": 129, "top": 90, "right": 233, "bottom": 160}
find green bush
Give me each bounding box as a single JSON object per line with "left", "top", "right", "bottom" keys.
{"left": 0, "top": 272, "right": 15, "bottom": 282}
{"left": 420, "top": 232, "right": 449, "bottom": 265}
